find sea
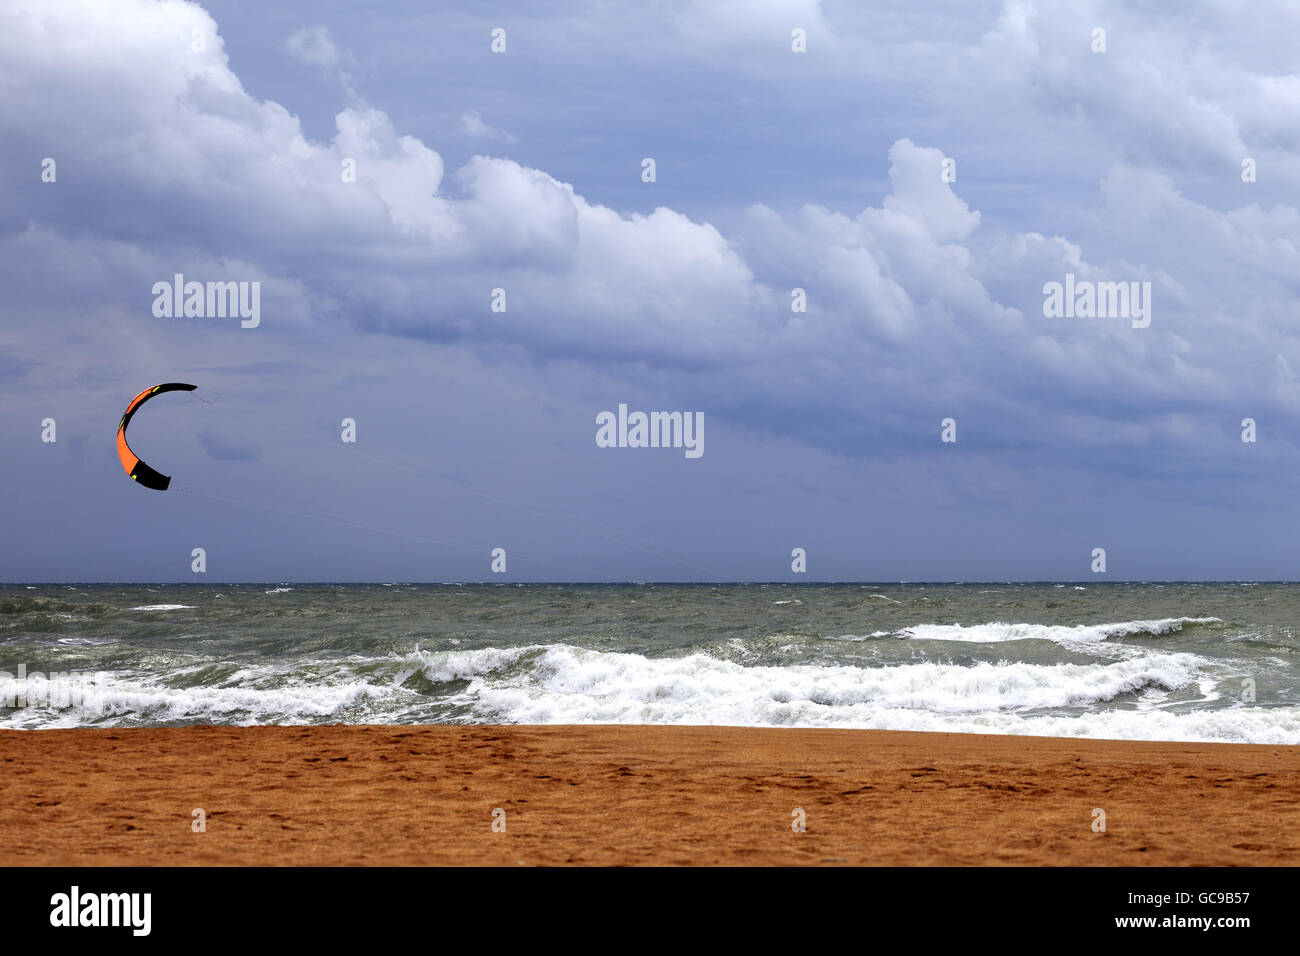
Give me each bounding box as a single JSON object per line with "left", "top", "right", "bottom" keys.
{"left": 2, "top": 582, "right": 1298, "bottom": 743}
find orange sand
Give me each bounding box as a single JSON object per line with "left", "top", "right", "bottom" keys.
{"left": 1, "top": 725, "right": 1296, "bottom": 865}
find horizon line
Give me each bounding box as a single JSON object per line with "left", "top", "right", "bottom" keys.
{"left": 3, "top": 580, "right": 1294, "bottom": 587}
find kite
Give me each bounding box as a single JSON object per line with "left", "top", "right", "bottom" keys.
{"left": 116, "top": 383, "right": 197, "bottom": 490}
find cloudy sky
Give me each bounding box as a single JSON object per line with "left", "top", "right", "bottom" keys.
{"left": 2, "top": 0, "right": 1298, "bottom": 582}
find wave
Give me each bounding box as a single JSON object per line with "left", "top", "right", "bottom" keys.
{"left": 404, "top": 643, "right": 1210, "bottom": 720}
{"left": 0, "top": 597, "right": 111, "bottom": 616}
{"left": 3, "top": 638, "right": 1293, "bottom": 744}
{"left": 897, "top": 617, "right": 1221, "bottom": 645}
{"left": 408, "top": 643, "right": 1292, "bottom": 743}
{"left": 0, "top": 669, "right": 385, "bottom": 729}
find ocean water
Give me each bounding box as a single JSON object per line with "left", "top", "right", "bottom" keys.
{"left": 2, "top": 583, "right": 1298, "bottom": 743}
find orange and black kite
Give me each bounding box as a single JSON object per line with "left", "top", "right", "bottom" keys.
{"left": 116, "top": 383, "right": 196, "bottom": 490}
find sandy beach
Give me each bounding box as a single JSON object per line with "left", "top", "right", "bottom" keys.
{"left": 1, "top": 725, "right": 1296, "bottom": 866}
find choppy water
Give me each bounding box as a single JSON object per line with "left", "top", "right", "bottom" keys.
{"left": 2, "top": 583, "right": 1298, "bottom": 742}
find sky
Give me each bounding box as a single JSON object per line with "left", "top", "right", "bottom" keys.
{"left": 2, "top": 0, "right": 1299, "bottom": 582}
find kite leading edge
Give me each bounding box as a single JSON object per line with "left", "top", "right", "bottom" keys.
{"left": 116, "top": 383, "right": 197, "bottom": 491}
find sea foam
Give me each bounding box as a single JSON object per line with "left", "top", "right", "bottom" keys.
{"left": 897, "top": 617, "right": 1220, "bottom": 645}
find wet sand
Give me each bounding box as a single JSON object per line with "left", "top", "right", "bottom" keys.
{"left": 1, "top": 724, "right": 1296, "bottom": 865}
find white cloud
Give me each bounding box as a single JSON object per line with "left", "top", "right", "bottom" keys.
{"left": 459, "top": 110, "right": 517, "bottom": 144}
{"left": 285, "top": 25, "right": 347, "bottom": 69}
{"left": 2, "top": 0, "right": 1299, "bottom": 475}
{"left": 284, "top": 24, "right": 357, "bottom": 101}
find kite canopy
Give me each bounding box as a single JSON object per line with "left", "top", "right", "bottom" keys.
{"left": 116, "top": 383, "right": 197, "bottom": 490}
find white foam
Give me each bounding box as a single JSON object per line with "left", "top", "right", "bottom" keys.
{"left": 409, "top": 642, "right": 1204, "bottom": 717}
{"left": 129, "top": 604, "right": 195, "bottom": 611}
{"left": 880, "top": 705, "right": 1300, "bottom": 745}
{"left": 898, "top": 617, "right": 1220, "bottom": 645}
{"left": 7, "top": 634, "right": 1293, "bottom": 744}
{"left": 414, "top": 646, "right": 534, "bottom": 682}
{"left": 0, "top": 670, "right": 386, "bottom": 729}
{"left": 400, "top": 643, "right": 1296, "bottom": 743}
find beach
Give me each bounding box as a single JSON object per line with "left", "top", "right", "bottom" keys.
{"left": 1, "top": 724, "right": 1296, "bottom": 866}
{"left": 5, "top": 585, "right": 1299, "bottom": 866}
